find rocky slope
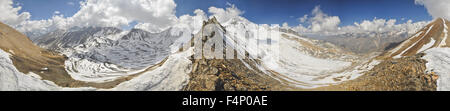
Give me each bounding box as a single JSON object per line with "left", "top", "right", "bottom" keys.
{"left": 2, "top": 16, "right": 449, "bottom": 91}
{"left": 181, "top": 17, "right": 379, "bottom": 90}
{"left": 316, "top": 18, "right": 449, "bottom": 91}
{"left": 317, "top": 53, "right": 437, "bottom": 91}
{"left": 380, "top": 18, "right": 449, "bottom": 59}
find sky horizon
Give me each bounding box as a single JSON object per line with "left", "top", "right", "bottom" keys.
{"left": 1, "top": 0, "right": 448, "bottom": 36}
{"left": 14, "top": 0, "right": 432, "bottom": 27}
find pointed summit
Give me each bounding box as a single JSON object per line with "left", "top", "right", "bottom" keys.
{"left": 201, "top": 16, "right": 226, "bottom": 31}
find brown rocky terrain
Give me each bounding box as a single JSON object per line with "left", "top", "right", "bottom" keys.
{"left": 316, "top": 53, "right": 437, "bottom": 91}
{"left": 1, "top": 17, "right": 446, "bottom": 91}
{"left": 381, "top": 18, "right": 450, "bottom": 59}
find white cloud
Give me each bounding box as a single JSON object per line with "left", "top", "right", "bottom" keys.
{"left": 340, "top": 18, "right": 428, "bottom": 34}
{"left": 67, "top": 2, "right": 75, "bottom": 6}
{"left": 294, "top": 6, "right": 341, "bottom": 34}
{"left": 54, "top": 11, "right": 60, "bottom": 15}
{"left": 309, "top": 6, "right": 341, "bottom": 33}
{"left": 70, "top": 0, "right": 178, "bottom": 32}
{"left": 208, "top": 3, "right": 243, "bottom": 23}
{"left": 299, "top": 15, "right": 308, "bottom": 23}
{"left": 0, "top": 0, "right": 31, "bottom": 27}
{"left": 0, "top": 1, "right": 432, "bottom": 37}
{"left": 175, "top": 9, "right": 207, "bottom": 33}
{"left": 293, "top": 5, "right": 428, "bottom": 35}
{"left": 415, "top": 0, "right": 450, "bottom": 20}
{"left": 1, "top": 0, "right": 181, "bottom": 35}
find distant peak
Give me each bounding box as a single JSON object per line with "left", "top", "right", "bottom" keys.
{"left": 202, "top": 16, "right": 226, "bottom": 32}
{"left": 203, "top": 16, "right": 221, "bottom": 25}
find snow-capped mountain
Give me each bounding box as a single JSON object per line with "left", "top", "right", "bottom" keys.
{"left": 2, "top": 16, "right": 448, "bottom": 91}
{"left": 311, "top": 31, "right": 410, "bottom": 54}
{"left": 181, "top": 17, "right": 379, "bottom": 90}
{"left": 382, "top": 18, "right": 449, "bottom": 58}
{"left": 1, "top": 20, "right": 194, "bottom": 90}
{"left": 32, "top": 26, "right": 186, "bottom": 83}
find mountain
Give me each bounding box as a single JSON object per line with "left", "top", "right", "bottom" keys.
{"left": 2, "top": 16, "right": 447, "bottom": 91}
{"left": 319, "top": 18, "right": 449, "bottom": 91}
{"left": 33, "top": 26, "right": 186, "bottom": 83}
{"left": 33, "top": 27, "right": 122, "bottom": 50}
{"left": 1, "top": 21, "right": 193, "bottom": 90}
{"left": 0, "top": 17, "right": 381, "bottom": 91}
{"left": 377, "top": 18, "right": 450, "bottom": 90}
{"left": 0, "top": 22, "right": 69, "bottom": 90}
{"left": 381, "top": 18, "right": 449, "bottom": 59}
{"left": 182, "top": 17, "right": 382, "bottom": 90}
{"left": 312, "top": 32, "right": 410, "bottom": 54}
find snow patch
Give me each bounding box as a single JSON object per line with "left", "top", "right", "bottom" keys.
{"left": 440, "top": 19, "right": 448, "bottom": 47}
{"left": 0, "top": 50, "right": 61, "bottom": 91}
{"left": 222, "top": 17, "right": 366, "bottom": 88}
{"left": 394, "top": 25, "right": 434, "bottom": 58}
{"left": 423, "top": 48, "right": 450, "bottom": 91}
{"left": 110, "top": 47, "right": 193, "bottom": 91}
{"left": 390, "top": 31, "right": 423, "bottom": 55}
{"left": 418, "top": 37, "right": 435, "bottom": 53}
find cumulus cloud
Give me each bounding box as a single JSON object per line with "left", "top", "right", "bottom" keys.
{"left": 0, "top": 1, "right": 431, "bottom": 37}
{"left": 309, "top": 6, "right": 341, "bottom": 33}
{"left": 0, "top": 0, "right": 31, "bottom": 27}
{"left": 1, "top": 0, "right": 181, "bottom": 35}
{"left": 340, "top": 18, "right": 428, "bottom": 34}
{"left": 208, "top": 3, "right": 243, "bottom": 23}
{"left": 294, "top": 6, "right": 341, "bottom": 34}
{"left": 415, "top": 0, "right": 450, "bottom": 20}
{"left": 293, "top": 5, "right": 428, "bottom": 35}
{"left": 70, "top": 0, "right": 178, "bottom": 32}
{"left": 175, "top": 9, "right": 207, "bottom": 33}
{"left": 299, "top": 15, "right": 308, "bottom": 23}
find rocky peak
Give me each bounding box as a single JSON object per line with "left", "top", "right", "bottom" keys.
{"left": 380, "top": 17, "right": 450, "bottom": 59}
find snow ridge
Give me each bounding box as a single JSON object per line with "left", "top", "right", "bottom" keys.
{"left": 440, "top": 19, "right": 448, "bottom": 47}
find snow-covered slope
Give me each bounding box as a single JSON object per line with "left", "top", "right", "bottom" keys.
{"left": 2, "top": 19, "right": 195, "bottom": 90}
{"left": 217, "top": 17, "right": 375, "bottom": 88}
{"left": 33, "top": 27, "right": 185, "bottom": 82}
{"left": 0, "top": 50, "right": 60, "bottom": 91}
{"left": 423, "top": 48, "right": 450, "bottom": 91}
{"left": 420, "top": 18, "right": 450, "bottom": 91}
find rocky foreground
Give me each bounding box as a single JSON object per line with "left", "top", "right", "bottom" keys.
{"left": 317, "top": 53, "right": 438, "bottom": 91}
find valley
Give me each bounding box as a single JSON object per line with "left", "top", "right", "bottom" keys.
{"left": 1, "top": 16, "right": 449, "bottom": 91}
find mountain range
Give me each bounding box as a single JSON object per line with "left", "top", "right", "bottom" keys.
{"left": 0, "top": 16, "right": 449, "bottom": 91}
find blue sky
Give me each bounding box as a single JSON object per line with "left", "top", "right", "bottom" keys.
{"left": 15, "top": 0, "right": 432, "bottom": 27}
